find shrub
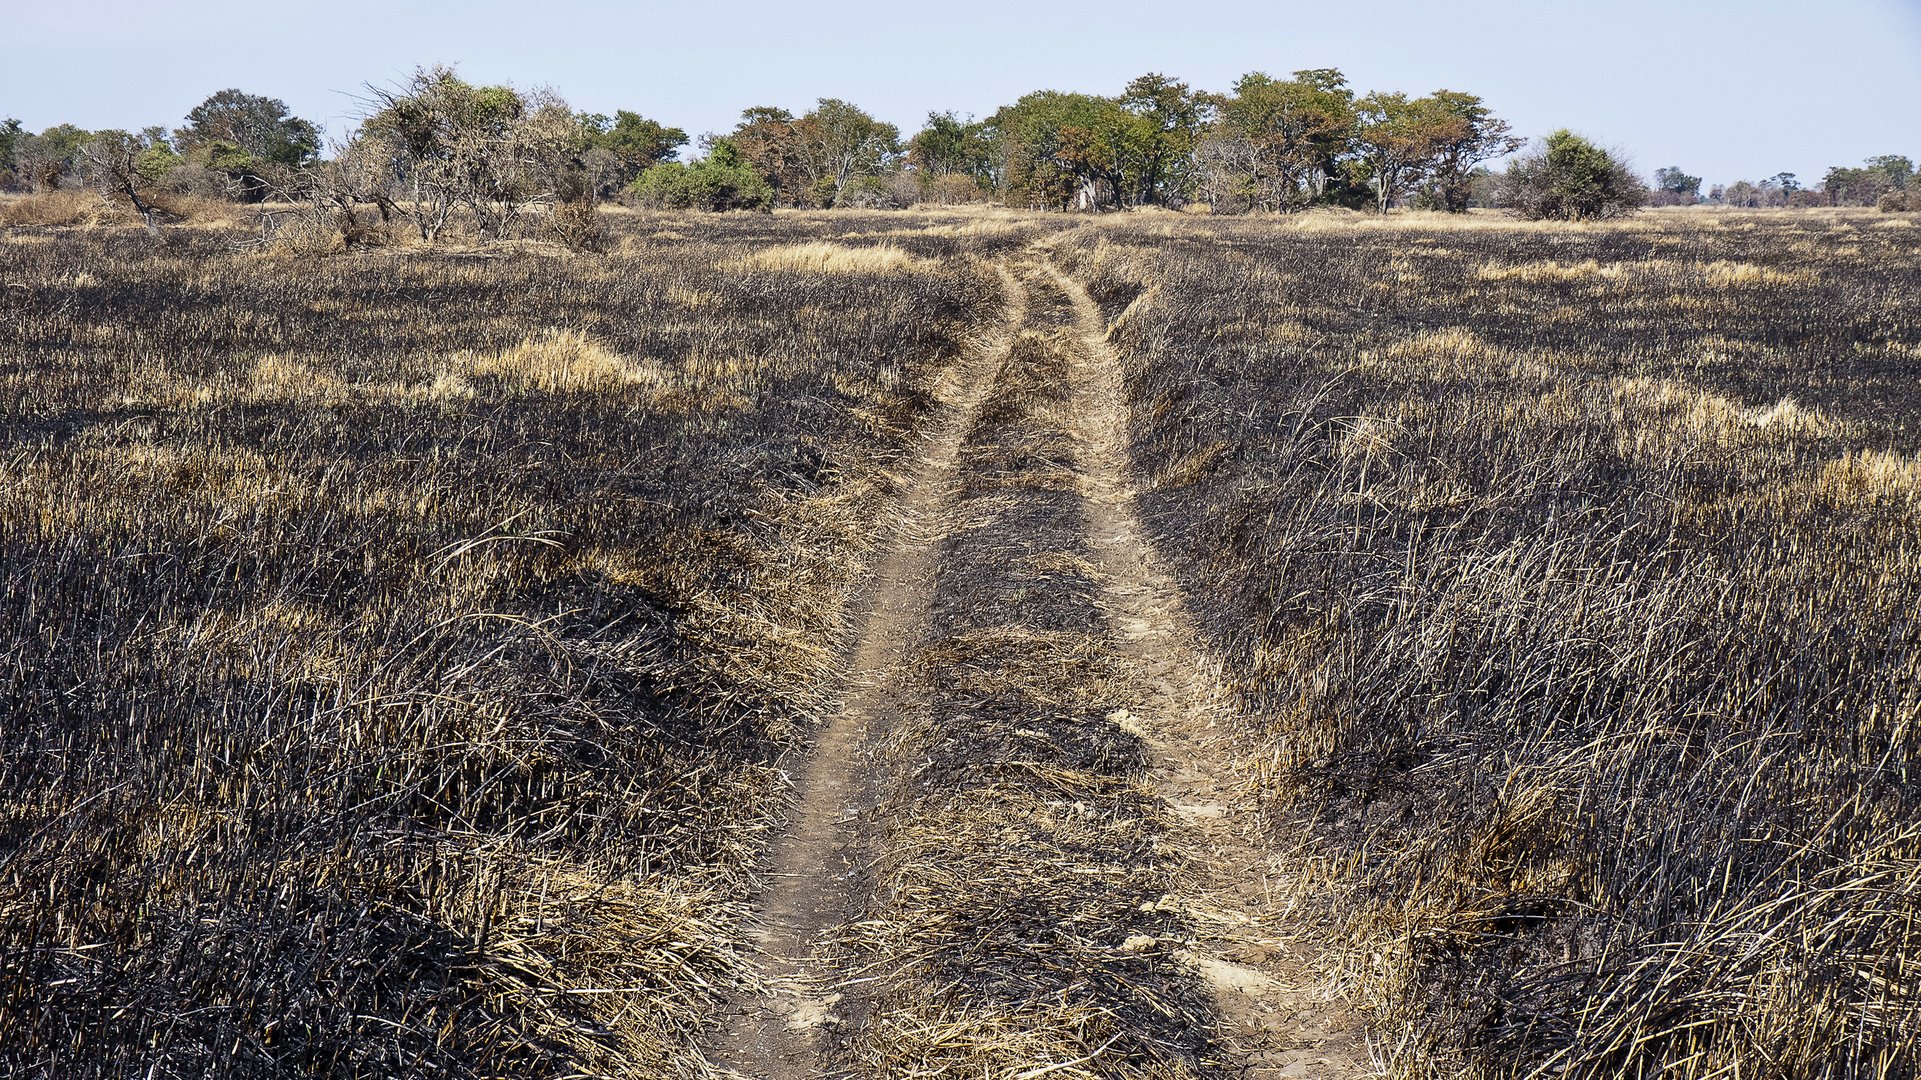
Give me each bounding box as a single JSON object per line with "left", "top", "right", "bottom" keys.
{"left": 628, "top": 160, "right": 773, "bottom": 212}
{"left": 923, "top": 173, "right": 988, "bottom": 205}
{"left": 545, "top": 199, "right": 609, "bottom": 252}
{"left": 1500, "top": 130, "right": 1647, "bottom": 220}
{"left": 835, "top": 175, "right": 906, "bottom": 209}
{"left": 1880, "top": 189, "right": 1920, "bottom": 213}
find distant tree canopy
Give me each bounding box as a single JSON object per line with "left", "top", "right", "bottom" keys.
{"left": 0, "top": 119, "right": 25, "bottom": 186}
{"left": 172, "top": 89, "right": 320, "bottom": 200}
{"left": 724, "top": 100, "right": 899, "bottom": 208}
{"left": 1499, "top": 130, "right": 1647, "bottom": 220}
{"left": 988, "top": 90, "right": 1130, "bottom": 211}
{"left": 11, "top": 63, "right": 1911, "bottom": 222}
{"left": 10, "top": 123, "right": 91, "bottom": 191}
{"left": 907, "top": 111, "right": 996, "bottom": 201}
{"left": 1115, "top": 73, "right": 1209, "bottom": 207}
{"left": 1201, "top": 69, "right": 1357, "bottom": 212}
{"left": 177, "top": 89, "right": 319, "bottom": 167}
{"left": 1653, "top": 166, "right": 1703, "bottom": 203}
{"left": 1822, "top": 155, "right": 1914, "bottom": 206}
{"left": 579, "top": 110, "right": 686, "bottom": 195}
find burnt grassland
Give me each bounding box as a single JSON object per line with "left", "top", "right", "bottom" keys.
{"left": 1054, "top": 209, "right": 1921, "bottom": 1078}
{"left": 0, "top": 212, "right": 1025, "bottom": 1078}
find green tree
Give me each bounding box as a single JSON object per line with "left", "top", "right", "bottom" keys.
{"left": 175, "top": 89, "right": 319, "bottom": 200}
{"left": 1418, "top": 90, "right": 1521, "bottom": 212}
{"left": 1499, "top": 130, "right": 1647, "bottom": 220}
{"left": 986, "top": 90, "right": 1130, "bottom": 210}
{"left": 729, "top": 107, "right": 808, "bottom": 205}
{"left": 1117, "top": 73, "right": 1208, "bottom": 206}
{"left": 14, "top": 123, "right": 91, "bottom": 191}
{"left": 177, "top": 89, "right": 319, "bottom": 166}
{"left": 1351, "top": 91, "right": 1436, "bottom": 213}
{"left": 0, "top": 118, "right": 24, "bottom": 188}
{"left": 1350, "top": 90, "right": 1518, "bottom": 214}
{"left": 132, "top": 126, "right": 183, "bottom": 183}
{"left": 796, "top": 99, "right": 901, "bottom": 207}
{"left": 1821, "top": 156, "right": 1913, "bottom": 205}
{"left": 908, "top": 111, "right": 996, "bottom": 193}
{"left": 1865, "top": 155, "right": 1914, "bottom": 190}
{"left": 579, "top": 110, "right": 686, "bottom": 194}
{"left": 1209, "top": 69, "right": 1358, "bottom": 212}
{"left": 1653, "top": 166, "right": 1702, "bottom": 201}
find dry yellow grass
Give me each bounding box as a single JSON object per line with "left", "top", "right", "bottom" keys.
{"left": 1819, "top": 448, "right": 1921, "bottom": 502}
{"left": 1700, "top": 259, "right": 1811, "bottom": 286}
{"left": 1477, "top": 258, "right": 1628, "bottom": 283}
{"left": 470, "top": 329, "right": 668, "bottom": 394}
{"left": 1612, "top": 376, "right": 1835, "bottom": 444}
{"left": 743, "top": 241, "right": 935, "bottom": 275}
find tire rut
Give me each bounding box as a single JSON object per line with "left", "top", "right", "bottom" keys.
{"left": 710, "top": 246, "right": 1366, "bottom": 1078}
{"left": 705, "top": 263, "right": 1024, "bottom": 1079}
{"left": 1038, "top": 255, "right": 1371, "bottom": 1079}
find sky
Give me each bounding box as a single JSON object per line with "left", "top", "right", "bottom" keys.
{"left": 3, "top": 0, "right": 1918, "bottom": 186}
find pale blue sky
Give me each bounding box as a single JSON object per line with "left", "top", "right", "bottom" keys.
{"left": 4, "top": 0, "right": 1918, "bottom": 186}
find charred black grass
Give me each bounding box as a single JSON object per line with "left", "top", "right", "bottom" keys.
{"left": 0, "top": 215, "right": 1007, "bottom": 1078}
{"left": 1055, "top": 211, "right": 1921, "bottom": 1079}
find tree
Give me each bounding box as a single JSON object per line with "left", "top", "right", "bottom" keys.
{"left": 726, "top": 100, "right": 902, "bottom": 207}
{"left": 14, "top": 124, "right": 91, "bottom": 191}
{"left": 579, "top": 110, "right": 686, "bottom": 195}
{"left": 1865, "top": 155, "right": 1915, "bottom": 190}
{"left": 1418, "top": 91, "right": 1521, "bottom": 212}
{"left": 1351, "top": 91, "right": 1437, "bottom": 213}
{"left": 1653, "top": 166, "right": 1702, "bottom": 204}
{"left": 1499, "top": 130, "right": 1647, "bottom": 220}
{"left": 795, "top": 99, "right": 900, "bottom": 207}
{"left": 1117, "top": 73, "right": 1208, "bottom": 206}
{"left": 78, "top": 129, "right": 172, "bottom": 225}
{"left": 0, "top": 119, "right": 24, "bottom": 188}
{"left": 131, "top": 127, "right": 183, "bottom": 184}
{"left": 175, "top": 89, "right": 319, "bottom": 200}
{"left": 352, "top": 66, "right": 585, "bottom": 241}
{"left": 1209, "top": 69, "right": 1358, "bottom": 212}
{"left": 987, "top": 90, "right": 1131, "bottom": 210}
{"left": 909, "top": 111, "right": 996, "bottom": 196}
{"left": 1822, "top": 156, "right": 1914, "bottom": 205}
{"left": 729, "top": 108, "right": 809, "bottom": 206}
{"left": 177, "top": 89, "right": 319, "bottom": 166}
{"left": 1349, "top": 90, "right": 1518, "bottom": 213}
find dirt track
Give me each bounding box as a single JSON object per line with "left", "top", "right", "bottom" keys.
{"left": 709, "top": 246, "right": 1364, "bottom": 1078}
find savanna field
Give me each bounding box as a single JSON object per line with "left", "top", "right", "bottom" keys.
{"left": 3, "top": 204, "right": 1920, "bottom": 1080}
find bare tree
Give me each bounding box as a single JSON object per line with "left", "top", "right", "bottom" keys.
{"left": 78, "top": 130, "right": 166, "bottom": 230}
{"left": 796, "top": 99, "right": 900, "bottom": 207}
{"left": 350, "top": 67, "right": 585, "bottom": 242}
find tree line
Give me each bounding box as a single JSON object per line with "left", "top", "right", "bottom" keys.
{"left": 2, "top": 66, "right": 1913, "bottom": 237}
{"left": 1649, "top": 156, "right": 1917, "bottom": 211}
